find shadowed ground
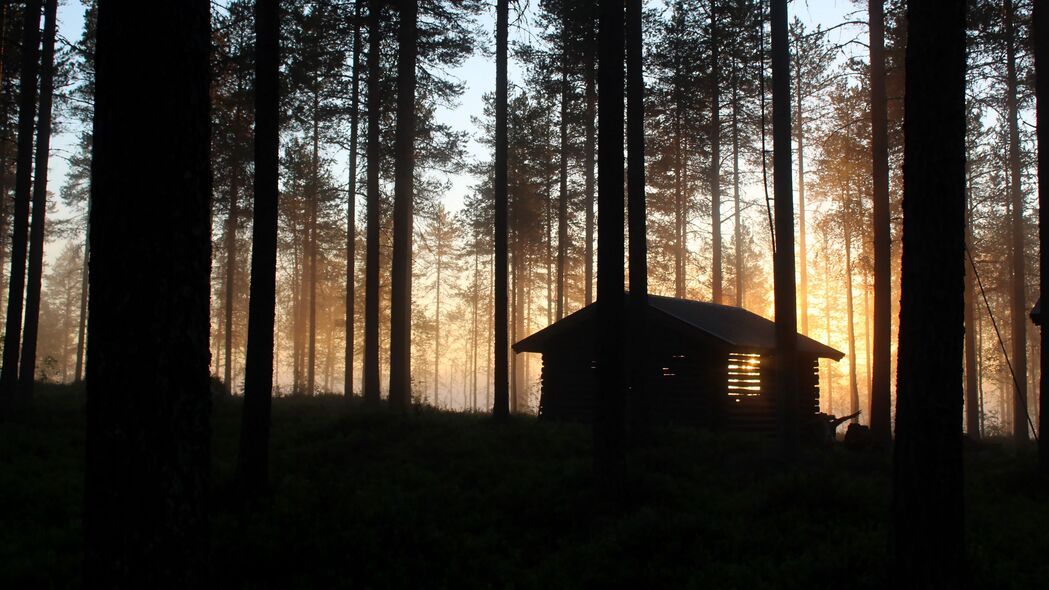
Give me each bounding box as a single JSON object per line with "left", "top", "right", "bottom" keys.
{"left": 2, "top": 384, "right": 1047, "bottom": 588}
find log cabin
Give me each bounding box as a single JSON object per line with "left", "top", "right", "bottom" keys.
{"left": 512, "top": 295, "right": 844, "bottom": 433}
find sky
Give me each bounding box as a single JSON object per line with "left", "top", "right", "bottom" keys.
{"left": 42, "top": 0, "right": 866, "bottom": 263}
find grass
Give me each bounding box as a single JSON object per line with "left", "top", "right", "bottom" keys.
{"left": 2, "top": 384, "right": 1048, "bottom": 588}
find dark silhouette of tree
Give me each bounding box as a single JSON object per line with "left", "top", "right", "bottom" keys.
{"left": 1036, "top": 0, "right": 1048, "bottom": 471}
{"left": 0, "top": 0, "right": 41, "bottom": 407}
{"left": 237, "top": 0, "right": 280, "bottom": 496}
{"left": 709, "top": 1, "right": 722, "bottom": 304}
{"left": 627, "top": 0, "right": 648, "bottom": 429}
{"left": 346, "top": 0, "right": 362, "bottom": 397}
{"left": 868, "top": 0, "right": 892, "bottom": 448}
{"left": 493, "top": 0, "right": 510, "bottom": 419}
{"left": 770, "top": 0, "right": 799, "bottom": 455}
{"left": 363, "top": 0, "right": 382, "bottom": 405}
{"left": 1005, "top": 0, "right": 1028, "bottom": 443}
{"left": 17, "top": 0, "right": 58, "bottom": 401}
{"left": 892, "top": 1, "right": 966, "bottom": 585}
{"left": 595, "top": 0, "right": 624, "bottom": 478}
{"left": 84, "top": 2, "right": 211, "bottom": 585}
{"left": 389, "top": 0, "right": 417, "bottom": 412}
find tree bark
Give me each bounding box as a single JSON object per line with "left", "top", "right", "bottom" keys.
{"left": 346, "top": 0, "right": 362, "bottom": 397}
{"left": 84, "top": 2, "right": 211, "bottom": 584}
{"left": 627, "top": 0, "right": 648, "bottom": 433}
{"left": 557, "top": 31, "right": 568, "bottom": 321}
{"left": 307, "top": 95, "right": 320, "bottom": 395}
{"left": 844, "top": 208, "right": 859, "bottom": 423}
{"left": 584, "top": 39, "right": 596, "bottom": 306}
{"left": 771, "top": 0, "right": 799, "bottom": 456}
{"left": 493, "top": 0, "right": 510, "bottom": 419}
{"left": 1006, "top": 0, "right": 1029, "bottom": 443}
{"left": 596, "top": 0, "right": 625, "bottom": 481}
{"left": 363, "top": 0, "right": 382, "bottom": 405}
{"left": 794, "top": 32, "right": 807, "bottom": 335}
{"left": 0, "top": 0, "right": 42, "bottom": 406}
{"left": 868, "top": 0, "right": 892, "bottom": 447}
{"left": 389, "top": 0, "right": 417, "bottom": 413}
{"left": 892, "top": 1, "right": 966, "bottom": 584}
{"left": 223, "top": 166, "right": 240, "bottom": 393}
{"left": 237, "top": 0, "right": 279, "bottom": 495}
{"left": 965, "top": 175, "right": 979, "bottom": 439}
{"left": 18, "top": 0, "right": 59, "bottom": 401}
{"left": 710, "top": 2, "right": 722, "bottom": 305}
{"left": 1035, "top": 0, "right": 1049, "bottom": 471}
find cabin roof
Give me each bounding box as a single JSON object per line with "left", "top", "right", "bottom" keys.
{"left": 513, "top": 294, "right": 845, "bottom": 360}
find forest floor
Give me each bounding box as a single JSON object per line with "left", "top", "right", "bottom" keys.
{"left": 2, "top": 384, "right": 1048, "bottom": 588}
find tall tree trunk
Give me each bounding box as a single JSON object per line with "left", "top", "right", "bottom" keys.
{"left": 363, "top": 0, "right": 382, "bottom": 405}
{"left": 237, "top": 0, "right": 279, "bottom": 494}
{"left": 345, "top": 0, "right": 362, "bottom": 397}
{"left": 868, "top": 0, "right": 892, "bottom": 447}
{"left": 0, "top": 0, "right": 42, "bottom": 406}
{"left": 307, "top": 96, "right": 320, "bottom": 396}
{"left": 223, "top": 166, "right": 240, "bottom": 393}
{"left": 84, "top": 2, "right": 211, "bottom": 584}
{"left": 557, "top": 33, "right": 568, "bottom": 321}
{"left": 596, "top": 0, "right": 625, "bottom": 480}
{"left": 794, "top": 33, "right": 807, "bottom": 335}
{"left": 75, "top": 217, "right": 90, "bottom": 383}
{"left": 965, "top": 176, "right": 980, "bottom": 439}
{"left": 1006, "top": 0, "right": 1029, "bottom": 443}
{"left": 771, "top": 0, "right": 800, "bottom": 455}
{"left": 434, "top": 246, "right": 441, "bottom": 407}
{"left": 732, "top": 56, "right": 743, "bottom": 308}
{"left": 493, "top": 0, "right": 510, "bottom": 419}
{"left": 389, "top": 0, "right": 417, "bottom": 413}
{"left": 892, "top": 1, "right": 966, "bottom": 584}
{"left": 627, "top": 0, "right": 648, "bottom": 434}
{"left": 472, "top": 245, "right": 479, "bottom": 409}
{"left": 1035, "top": 0, "right": 1049, "bottom": 471}
{"left": 584, "top": 41, "right": 596, "bottom": 306}
{"left": 674, "top": 114, "right": 684, "bottom": 298}
{"left": 844, "top": 213, "right": 859, "bottom": 423}
{"left": 710, "top": 2, "right": 722, "bottom": 304}
{"left": 17, "top": 0, "right": 59, "bottom": 401}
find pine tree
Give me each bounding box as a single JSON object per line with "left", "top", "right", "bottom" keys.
{"left": 84, "top": 2, "right": 212, "bottom": 584}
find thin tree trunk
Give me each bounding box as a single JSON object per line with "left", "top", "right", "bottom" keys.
{"left": 84, "top": 3, "right": 211, "bottom": 584}
{"left": 493, "top": 0, "right": 510, "bottom": 419}
{"left": 363, "top": 0, "right": 382, "bottom": 405}
{"left": 223, "top": 166, "right": 240, "bottom": 393}
{"left": 557, "top": 33, "right": 568, "bottom": 320}
{"left": 307, "top": 95, "right": 320, "bottom": 396}
{"left": 584, "top": 41, "right": 596, "bottom": 306}
{"left": 771, "top": 0, "right": 800, "bottom": 456}
{"left": 844, "top": 214, "right": 859, "bottom": 423}
{"left": 596, "top": 0, "right": 625, "bottom": 480}
{"left": 710, "top": 2, "right": 722, "bottom": 305}
{"left": 237, "top": 0, "right": 279, "bottom": 494}
{"left": 75, "top": 220, "right": 90, "bottom": 383}
{"left": 434, "top": 244, "right": 441, "bottom": 407}
{"left": 868, "top": 0, "right": 892, "bottom": 446}
{"left": 732, "top": 56, "right": 743, "bottom": 308}
{"left": 794, "top": 32, "right": 807, "bottom": 335}
{"left": 1006, "top": 0, "right": 1029, "bottom": 443}
{"left": 472, "top": 245, "right": 479, "bottom": 409}
{"left": 17, "top": 0, "right": 59, "bottom": 400}
{"left": 627, "top": 0, "right": 648, "bottom": 435}
{"left": 965, "top": 180, "right": 979, "bottom": 438}
{"left": 345, "top": 0, "right": 362, "bottom": 397}
{"left": 892, "top": 1, "right": 966, "bottom": 583}
{"left": 389, "top": 0, "right": 417, "bottom": 412}
{"left": 1035, "top": 0, "right": 1048, "bottom": 470}
{"left": 0, "top": 0, "right": 42, "bottom": 406}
